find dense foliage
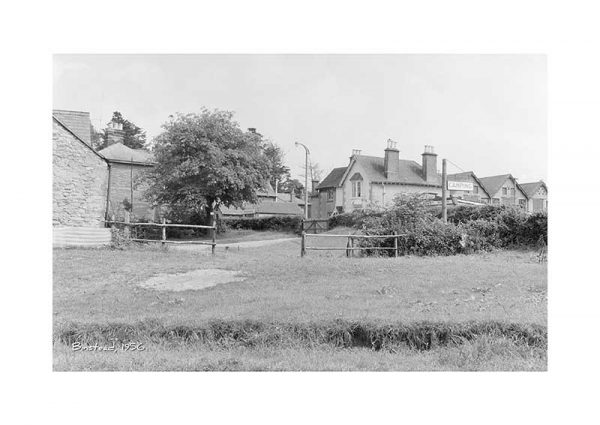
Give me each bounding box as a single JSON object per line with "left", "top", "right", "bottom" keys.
{"left": 341, "top": 194, "right": 547, "bottom": 256}
{"left": 144, "top": 109, "right": 282, "bottom": 224}
{"left": 221, "top": 216, "right": 302, "bottom": 233}
{"left": 94, "top": 111, "right": 147, "bottom": 150}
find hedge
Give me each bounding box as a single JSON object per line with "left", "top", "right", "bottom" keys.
{"left": 221, "top": 216, "right": 303, "bottom": 233}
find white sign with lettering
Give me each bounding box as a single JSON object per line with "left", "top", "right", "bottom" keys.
{"left": 448, "top": 181, "right": 474, "bottom": 191}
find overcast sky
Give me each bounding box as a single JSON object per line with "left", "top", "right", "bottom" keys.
{"left": 54, "top": 54, "right": 546, "bottom": 183}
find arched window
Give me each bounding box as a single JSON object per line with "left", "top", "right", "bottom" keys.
{"left": 350, "top": 173, "right": 363, "bottom": 198}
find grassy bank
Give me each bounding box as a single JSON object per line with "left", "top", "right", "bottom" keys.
{"left": 54, "top": 336, "right": 546, "bottom": 371}
{"left": 53, "top": 236, "right": 546, "bottom": 370}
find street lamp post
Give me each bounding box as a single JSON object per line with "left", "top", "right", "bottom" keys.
{"left": 295, "top": 142, "right": 310, "bottom": 219}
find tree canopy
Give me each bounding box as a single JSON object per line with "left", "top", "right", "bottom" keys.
{"left": 145, "top": 109, "right": 282, "bottom": 222}
{"left": 93, "top": 111, "right": 147, "bottom": 150}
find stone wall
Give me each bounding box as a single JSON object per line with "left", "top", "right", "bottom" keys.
{"left": 53, "top": 119, "right": 108, "bottom": 227}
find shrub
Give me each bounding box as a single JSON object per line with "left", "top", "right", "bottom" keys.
{"left": 353, "top": 195, "right": 547, "bottom": 256}
{"left": 221, "top": 215, "right": 302, "bottom": 233}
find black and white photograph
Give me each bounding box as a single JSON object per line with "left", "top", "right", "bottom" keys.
{"left": 4, "top": 1, "right": 600, "bottom": 423}
{"left": 52, "top": 54, "right": 547, "bottom": 371}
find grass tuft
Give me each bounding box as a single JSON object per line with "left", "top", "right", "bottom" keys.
{"left": 55, "top": 319, "right": 547, "bottom": 352}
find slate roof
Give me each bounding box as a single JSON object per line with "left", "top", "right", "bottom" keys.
{"left": 219, "top": 200, "right": 303, "bottom": 216}
{"left": 52, "top": 110, "right": 92, "bottom": 146}
{"left": 317, "top": 167, "right": 347, "bottom": 189}
{"left": 519, "top": 181, "right": 547, "bottom": 198}
{"left": 478, "top": 174, "right": 513, "bottom": 197}
{"left": 256, "top": 201, "right": 303, "bottom": 215}
{"left": 98, "top": 142, "right": 155, "bottom": 164}
{"left": 318, "top": 155, "right": 441, "bottom": 189}
{"left": 478, "top": 174, "right": 529, "bottom": 199}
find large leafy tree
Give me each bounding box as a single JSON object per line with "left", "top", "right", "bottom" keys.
{"left": 263, "top": 141, "right": 290, "bottom": 189}
{"left": 145, "top": 109, "right": 275, "bottom": 223}
{"left": 94, "top": 111, "right": 147, "bottom": 150}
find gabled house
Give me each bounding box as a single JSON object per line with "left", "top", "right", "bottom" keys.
{"left": 478, "top": 174, "right": 528, "bottom": 209}
{"left": 519, "top": 181, "right": 548, "bottom": 213}
{"left": 219, "top": 183, "right": 303, "bottom": 218}
{"left": 313, "top": 141, "right": 442, "bottom": 218}
{"left": 447, "top": 171, "right": 491, "bottom": 204}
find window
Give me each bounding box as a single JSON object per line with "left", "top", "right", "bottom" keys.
{"left": 502, "top": 187, "right": 507, "bottom": 196}
{"left": 327, "top": 189, "right": 334, "bottom": 201}
{"left": 352, "top": 181, "right": 362, "bottom": 198}
{"left": 492, "top": 198, "right": 500, "bottom": 205}
{"left": 473, "top": 186, "right": 479, "bottom": 194}
{"left": 519, "top": 199, "right": 526, "bottom": 209}
{"left": 510, "top": 188, "right": 515, "bottom": 196}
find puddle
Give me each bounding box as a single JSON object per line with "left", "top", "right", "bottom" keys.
{"left": 139, "top": 269, "right": 245, "bottom": 292}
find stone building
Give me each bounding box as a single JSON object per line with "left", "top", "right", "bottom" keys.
{"left": 520, "top": 180, "right": 548, "bottom": 212}
{"left": 313, "top": 141, "right": 442, "bottom": 218}
{"left": 52, "top": 110, "right": 111, "bottom": 246}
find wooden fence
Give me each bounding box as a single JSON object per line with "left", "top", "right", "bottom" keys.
{"left": 301, "top": 218, "right": 329, "bottom": 234}
{"left": 300, "top": 232, "right": 404, "bottom": 258}
{"left": 106, "top": 213, "right": 218, "bottom": 254}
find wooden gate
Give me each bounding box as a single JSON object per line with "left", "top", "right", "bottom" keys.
{"left": 301, "top": 219, "right": 329, "bottom": 234}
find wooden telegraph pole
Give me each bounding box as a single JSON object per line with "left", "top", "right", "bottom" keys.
{"left": 442, "top": 158, "right": 447, "bottom": 224}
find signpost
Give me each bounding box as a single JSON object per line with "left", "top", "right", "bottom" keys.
{"left": 447, "top": 181, "right": 474, "bottom": 191}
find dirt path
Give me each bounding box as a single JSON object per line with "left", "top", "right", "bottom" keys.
{"left": 169, "top": 237, "right": 299, "bottom": 252}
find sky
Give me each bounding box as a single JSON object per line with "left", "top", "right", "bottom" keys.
{"left": 54, "top": 54, "right": 546, "bottom": 183}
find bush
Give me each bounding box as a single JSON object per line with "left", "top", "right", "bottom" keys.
{"left": 353, "top": 195, "right": 547, "bottom": 257}
{"left": 222, "top": 216, "right": 302, "bottom": 233}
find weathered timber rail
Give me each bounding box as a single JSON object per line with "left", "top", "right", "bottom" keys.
{"left": 106, "top": 214, "right": 218, "bottom": 254}
{"left": 300, "top": 232, "right": 405, "bottom": 258}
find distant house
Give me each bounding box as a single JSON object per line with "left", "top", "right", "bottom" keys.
{"left": 219, "top": 183, "right": 303, "bottom": 218}
{"left": 52, "top": 110, "right": 111, "bottom": 247}
{"left": 97, "top": 124, "right": 157, "bottom": 221}
{"left": 478, "top": 174, "right": 528, "bottom": 210}
{"left": 313, "top": 141, "right": 442, "bottom": 218}
{"left": 520, "top": 181, "right": 548, "bottom": 213}
{"left": 447, "top": 171, "right": 492, "bottom": 204}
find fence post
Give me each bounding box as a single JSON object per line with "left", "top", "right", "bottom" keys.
{"left": 350, "top": 236, "right": 354, "bottom": 258}
{"left": 394, "top": 231, "right": 398, "bottom": 258}
{"left": 211, "top": 212, "right": 217, "bottom": 255}
{"left": 124, "top": 211, "right": 131, "bottom": 239}
{"left": 161, "top": 217, "right": 166, "bottom": 247}
{"left": 346, "top": 236, "right": 351, "bottom": 257}
{"left": 301, "top": 231, "right": 306, "bottom": 257}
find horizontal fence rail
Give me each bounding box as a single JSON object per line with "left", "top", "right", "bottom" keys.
{"left": 300, "top": 232, "right": 405, "bottom": 258}
{"left": 105, "top": 214, "right": 217, "bottom": 254}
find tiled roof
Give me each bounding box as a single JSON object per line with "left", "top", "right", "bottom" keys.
{"left": 318, "top": 155, "right": 441, "bottom": 189}
{"left": 519, "top": 181, "right": 547, "bottom": 198}
{"left": 219, "top": 200, "right": 302, "bottom": 216}
{"left": 52, "top": 110, "right": 92, "bottom": 145}
{"left": 478, "top": 174, "right": 512, "bottom": 197}
{"left": 256, "top": 201, "right": 303, "bottom": 215}
{"left": 98, "top": 142, "right": 155, "bottom": 164}
{"left": 317, "top": 167, "right": 347, "bottom": 189}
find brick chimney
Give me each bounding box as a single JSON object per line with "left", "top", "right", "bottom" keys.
{"left": 421, "top": 145, "right": 438, "bottom": 183}
{"left": 311, "top": 179, "right": 319, "bottom": 194}
{"left": 384, "top": 139, "right": 400, "bottom": 179}
{"left": 106, "top": 121, "right": 124, "bottom": 146}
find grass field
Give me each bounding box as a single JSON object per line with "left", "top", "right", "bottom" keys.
{"left": 53, "top": 229, "right": 547, "bottom": 371}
